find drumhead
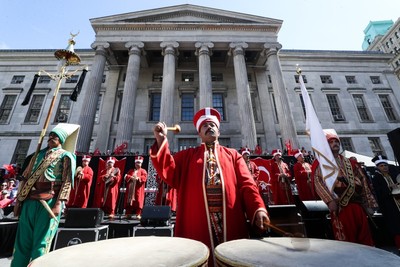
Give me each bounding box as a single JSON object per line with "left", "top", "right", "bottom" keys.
{"left": 215, "top": 238, "right": 400, "bottom": 267}
{"left": 29, "top": 237, "right": 209, "bottom": 267}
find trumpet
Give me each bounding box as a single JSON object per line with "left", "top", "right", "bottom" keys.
{"left": 166, "top": 124, "right": 181, "bottom": 133}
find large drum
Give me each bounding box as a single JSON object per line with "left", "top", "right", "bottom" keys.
{"left": 215, "top": 237, "right": 400, "bottom": 267}
{"left": 29, "top": 236, "right": 209, "bottom": 267}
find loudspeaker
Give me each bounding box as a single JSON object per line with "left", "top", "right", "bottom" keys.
{"left": 387, "top": 128, "right": 400, "bottom": 163}
{"left": 64, "top": 208, "right": 104, "bottom": 228}
{"left": 53, "top": 225, "right": 108, "bottom": 250}
{"left": 133, "top": 225, "right": 174, "bottom": 237}
{"left": 140, "top": 205, "right": 171, "bottom": 227}
{"left": 267, "top": 205, "right": 305, "bottom": 237}
{"left": 297, "top": 200, "right": 332, "bottom": 239}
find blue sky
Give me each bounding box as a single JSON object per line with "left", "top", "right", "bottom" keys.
{"left": 1, "top": 0, "right": 399, "bottom": 51}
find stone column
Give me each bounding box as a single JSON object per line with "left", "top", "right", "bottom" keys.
{"left": 160, "top": 42, "right": 179, "bottom": 125}
{"left": 115, "top": 42, "right": 144, "bottom": 151}
{"left": 195, "top": 42, "right": 214, "bottom": 108}
{"left": 229, "top": 42, "right": 257, "bottom": 150}
{"left": 77, "top": 42, "right": 109, "bottom": 153}
{"left": 264, "top": 43, "right": 299, "bottom": 149}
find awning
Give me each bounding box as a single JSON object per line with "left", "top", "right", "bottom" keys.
{"left": 342, "top": 150, "right": 397, "bottom": 167}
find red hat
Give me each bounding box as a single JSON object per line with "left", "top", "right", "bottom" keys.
{"left": 293, "top": 149, "right": 302, "bottom": 159}
{"left": 106, "top": 157, "right": 116, "bottom": 164}
{"left": 241, "top": 148, "right": 251, "bottom": 156}
{"left": 323, "top": 129, "right": 340, "bottom": 142}
{"left": 272, "top": 149, "right": 282, "bottom": 157}
{"left": 135, "top": 156, "right": 144, "bottom": 164}
{"left": 82, "top": 155, "right": 91, "bottom": 162}
{"left": 193, "top": 107, "right": 221, "bottom": 132}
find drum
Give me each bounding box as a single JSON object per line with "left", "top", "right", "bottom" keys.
{"left": 29, "top": 236, "right": 209, "bottom": 267}
{"left": 214, "top": 237, "right": 400, "bottom": 267}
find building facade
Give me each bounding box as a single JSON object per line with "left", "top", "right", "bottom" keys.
{"left": 1, "top": 4, "right": 400, "bottom": 166}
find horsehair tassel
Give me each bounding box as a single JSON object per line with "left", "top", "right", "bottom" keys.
{"left": 21, "top": 73, "right": 40, "bottom": 106}
{"left": 70, "top": 68, "right": 87, "bottom": 102}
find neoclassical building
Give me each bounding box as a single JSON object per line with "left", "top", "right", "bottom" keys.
{"left": 1, "top": 4, "right": 400, "bottom": 165}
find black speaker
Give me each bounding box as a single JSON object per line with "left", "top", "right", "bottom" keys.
{"left": 387, "top": 128, "right": 400, "bottom": 163}
{"left": 267, "top": 205, "right": 305, "bottom": 237}
{"left": 297, "top": 200, "right": 332, "bottom": 239}
{"left": 140, "top": 205, "right": 171, "bottom": 227}
{"left": 53, "top": 225, "right": 108, "bottom": 250}
{"left": 64, "top": 208, "right": 104, "bottom": 228}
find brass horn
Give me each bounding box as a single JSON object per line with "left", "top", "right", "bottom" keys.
{"left": 166, "top": 124, "right": 181, "bottom": 133}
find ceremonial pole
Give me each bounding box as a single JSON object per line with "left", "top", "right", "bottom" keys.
{"left": 16, "top": 34, "right": 87, "bottom": 219}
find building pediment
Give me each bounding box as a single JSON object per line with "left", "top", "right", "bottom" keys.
{"left": 90, "top": 4, "right": 282, "bottom": 33}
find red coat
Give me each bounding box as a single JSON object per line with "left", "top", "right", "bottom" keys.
{"left": 69, "top": 166, "right": 93, "bottom": 208}
{"left": 150, "top": 140, "right": 267, "bottom": 255}
{"left": 271, "top": 160, "right": 294, "bottom": 205}
{"left": 93, "top": 167, "right": 121, "bottom": 215}
{"left": 293, "top": 162, "right": 319, "bottom": 201}
{"left": 124, "top": 168, "right": 147, "bottom": 214}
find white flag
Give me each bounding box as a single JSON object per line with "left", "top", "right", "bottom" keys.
{"left": 299, "top": 74, "right": 339, "bottom": 191}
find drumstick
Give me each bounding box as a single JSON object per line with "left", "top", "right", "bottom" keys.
{"left": 263, "top": 221, "right": 293, "bottom": 237}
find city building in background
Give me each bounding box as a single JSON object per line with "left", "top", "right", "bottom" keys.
{"left": 1, "top": 4, "right": 400, "bottom": 165}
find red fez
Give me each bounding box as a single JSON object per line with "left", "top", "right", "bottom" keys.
{"left": 82, "top": 155, "right": 91, "bottom": 162}
{"left": 106, "top": 157, "right": 116, "bottom": 164}
{"left": 293, "top": 149, "right": 302, "bottom": 159}
{"left": 135, "top": 156, "right": 144, "bottom": 163}
{"left": 272, "top": 149, "right": 282, "bottom": 157}
{"left": 193, "top": 107, "right": 221, "bottom": 132}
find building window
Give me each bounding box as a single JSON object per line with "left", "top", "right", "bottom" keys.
{"left": 181, "top": 93, "right": 195, "bottom": 121}
{"left": 299, "top": 93, "right": 313, "bottom": 118}
{"left": 38, "top": 75, "right": 51, "bottom": 84}
{"left": 152, "top": 73, "right": 163, "bottom": 82}
{"left": 326, "top": 94, "right": 345, "bottom": 121}
{"left": 102, "top": 75, "right": 106, "bottom": 83}
{"left": 250, "top": 93, "right": 259, "bottom": 122}
{"left": 370, "top": 76, "right": 381, "bottom": 84}
{"left": 352, "top": 94, "right": 371, "bottom": 122}
{"left": 11, "top": 75, "right": 25, "bottom": 84}
{"left": 116, "top": 92, "right": 123, "bottom": 122}
{"left": 340, "top": 137, "right": 354, "bottom": 152}
{"left": 65, "top": 75, "right": 79, "bottom": 83}
{"left": 11, "top": 140, "right": 31, "bottom": 166}
{"left": 181, "top": 73, "right": 194, "bottom": 82}
{"left": 95, "top": 95, "right": 102, "bottom": 124}
{"left": 271, "top": 93, "right": 278, "bottom": 123}
{"left": 0, "top": 95, "right": 17, "bottom": 123}
{"left": 24, "top": 95, "right": 45, "bottom": 123}
{"left": 368, "top": 137, "right": 385, "bottom": 156}
{"left": 295, "top": 75, "right": 307, "bottom": 83}
{"left": 211, "top": 73, "right": 223, "bottom": 82}
{"left": 247, "top": 74, "right": 252, "bottom": 82}
{"left": 267, "top": 75, "right": 272, "bottom": 83}
{"left": 149, "top": 93, "right": 161, "bottom": 121}
{"left": 54, "top": 95, "right": 72, "bottom": 123}
{"left": 345, "top": 76, "right": 357, "bottom": 84}
{"left": 212, "top": 93, "right": 225, "bottom": 120}
{"left": 378, "top": 94, "right": 398, "bottom": 121}
{"left": 320, "top": 75, "right": 333, "bottom": 84}
{"left": 178, "top": 138, "right": 197, "bottom": 151}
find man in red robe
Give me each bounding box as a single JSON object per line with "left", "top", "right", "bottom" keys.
{"left": 314, "top": 129, "right": 374, "bottom": 246}
{"left": 150, "top": 107, "right": 269, "bottom": 266}
{"left": 270, "top": 149, "right": 294, "bottom": 205}
{"left": 124, "top": 155, "right": 147, "bottom": 220}
{"left": 292, "top": 149, "right": 319, "bottom": 201}
{"left": 95, "top": 157, "right": 121, "bottom": 219}
{"left": 242, "top": 148, "right": 259, "bottom": 183}
{"left": 67, "top": 155, "right": 93, "bottom": 208}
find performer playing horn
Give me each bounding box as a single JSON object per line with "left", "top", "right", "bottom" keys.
{"left": 67, "top": 155, "right": 93, "bottom": 208}
{"left": 124, "top": 156, "right": 147, "bottom": 220}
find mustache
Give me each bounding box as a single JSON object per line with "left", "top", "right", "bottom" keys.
{"left": 206, "top": 128, "right": 215, "bottom": 134}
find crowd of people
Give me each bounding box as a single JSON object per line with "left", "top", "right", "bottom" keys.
{"left": 2, "top": 107, "right": 400, "bottom": 266}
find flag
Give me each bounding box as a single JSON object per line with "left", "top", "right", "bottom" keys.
{"left": 251, "top": 157, "right": 274, "bottom": 192}
{"left": 299, "top": 73, "right": 339, "bottom": 191}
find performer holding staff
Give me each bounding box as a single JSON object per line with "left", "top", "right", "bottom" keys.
{"left": 99, "top": 157, "right": 121, "bottom": 220}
